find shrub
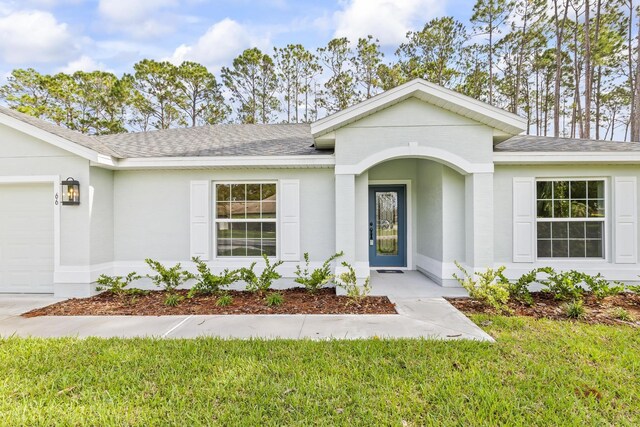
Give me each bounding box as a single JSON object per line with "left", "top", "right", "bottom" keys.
{"left": 95, "top": 272, "right": 141, "bottom": 296}
{"left": 453, "top": 261, "right": 511, "bottom": 314}
{"left": 336, "top": 262, "right": 371, "bottom": 304}
{"left": 610, "top": 307, "right": 635, "bottom": 322}
{"left": 188, "top": 257, "right": 239, "bottom": 297}
{"left": 240, "top": 254, "right": 284, "bottom": 294}
{"left": 164, "top": 293, "right": 183, "bottom": 307}
{"left": 541, "top": 269, "right": 624, "bottom": 300}
{"left": 581, "top": 273, "right": 624, "bottom": 299}
{"left": 563, "top": 299, "right": 586, "bottom": 319}
{"left": 265, "top": 292, "right": 284, "bottom": 307}
{"left": 216, "top": 294, "right": 233, "bottom": 307}
{"left": 626, "top": 284, "right": 640, "bottom": 294}
{"left": 294, "top": 251, "right": 344, "bottom": 293}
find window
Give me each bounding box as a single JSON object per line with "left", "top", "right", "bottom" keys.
{"left": 536, "top": 179, "right": 605, "bottom": 258}
{"left": 215, "top": 183, "right": 276, "bottom": 257}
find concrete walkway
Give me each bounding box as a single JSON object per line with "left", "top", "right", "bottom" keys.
{"left": 0, "top": 294, "right": 493, "bottom": 341}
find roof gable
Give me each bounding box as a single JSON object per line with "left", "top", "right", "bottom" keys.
{"left": 311, "top": 79, "right": 527, "bottom": 147}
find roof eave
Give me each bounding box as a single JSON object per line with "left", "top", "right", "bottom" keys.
{"left": 494, "top": 151, "right": 640, "bottom": 164}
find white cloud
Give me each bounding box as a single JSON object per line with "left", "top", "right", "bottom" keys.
{"left": 0, "top": 10, "right": 76, "bottom": 64}
{"left": 168, "top": 18, "right": 271, "bottom": 71}
{"left": 59, "top": 55, "right": 109, "bottom": 73}
{"left": 332, "top": 0, "right": 445, "bottom": 45}
{"left": 98, "top": 0, "right": 179, "bottom": 38}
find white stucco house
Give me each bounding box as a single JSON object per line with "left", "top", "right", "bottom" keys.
{"left": 1, "top": 79, "right": 639, "bottom": 297}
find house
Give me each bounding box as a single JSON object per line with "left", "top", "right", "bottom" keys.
{"left": 1, "top": 79, "right": 639, "bottom": 297}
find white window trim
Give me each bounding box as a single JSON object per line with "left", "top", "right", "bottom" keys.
{"left": 212, "top": 180, "right": 279, "bottom": 260}
{"left": 535, "top": 177, "right": 608, "bottom": 262}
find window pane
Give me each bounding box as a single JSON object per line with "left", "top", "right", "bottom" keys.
{"left": 231, "top": 239, "right": 247, "bottom": 256}
{"left": 262, "top": 239, "right": 276, "bottom": 256}
{"left": 216, "top": 184, "right": 230, "bottom": 201}
{"left": 537, "top": 181, "right": 553, "bottom": 199}
{"left": 262, "top": 184, "right": 276, "bottom": 200}
{"left": 586, "top": 222, "right": 603, "bottom": 239}
{"left": 231, "top": 184, "right": 245, "bottom": 201}
{"left": 586, "top": 240, "right": 603, "bottom": 257}
{"left": 570, "top": 181, "right": 586, "bottom": 199}
{"left": 246, "top": 184, "right": 261, "bottom": 201}
{"left": 537, "top": 222, "right": 551, "bottom": 238}
{"left": 246, "top": 201, "right": 261, "bottom": 218}
{"left": 247, "top": 222, "right": 261, "bottom": 237}
{"left": 588, "top": 199, "right": 605, "bottom": 218}
{"left": 569, "top": 240, "right": 586, "bottom": 257}
{"left": 588, "top": 181, "right": 604, "bottom": 199}
{"left": 568, "top": 222, "right": 585, "bottom": 239}
{"left": 552, "top": 222, "right": 568, "bottom": 238}
{"left": 217, "top": 202, "right": 230, "bottom": 219}
{"left": 570, "top": 200, "right": 587, "bottom": 218}
{"left": 537, "top": 201, "right": 552, "bottom": 218}
{"left": 246, "top": 222, "right": 261, "bottom": 255}
{"left": 230, "top": 202, "right": 246, "bottom": 219}
{"left": 537, "top": 240, "right": 551, "bottom": 257}
{"left": 217, "top": 222, "right": 231, "bottom": 238}
{"left": 217, "top": 239, "right": 232, "bottom": 256}
{"left": 554, "top": 181, "right": 569, "bottom": 199}
{"left": 262, "top": 222, "right": 276, "bottom": 239}
{"left": 262, "top": 200, "right": 277, "bottom": 218}
{"left": 552, "top": 240, "right": 569, "bottom": 257}
{"left": 553, "top": 200, "right": 569, "bottom": 218}
{"left": 231, "top": 222, "right": 247, "bottom": 239}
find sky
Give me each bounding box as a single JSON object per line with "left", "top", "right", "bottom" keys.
{"left": 0, "top": 0, "right": 476, "bottom": 79}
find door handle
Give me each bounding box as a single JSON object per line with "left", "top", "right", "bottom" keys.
{"left": 369, "top": 222, "right": 374, "bottom": 246}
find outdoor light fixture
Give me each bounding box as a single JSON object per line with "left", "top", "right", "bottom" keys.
{"left": 61, "top": 177, "right": 80, "bottom": 205}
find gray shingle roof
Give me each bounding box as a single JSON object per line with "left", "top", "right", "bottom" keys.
{"left": 0, "top": 106, "right": 123, "bottom": 157}
{"left": 495, "top": 134, "right": 640, "bottom": 152}
{"left": 96, "top": 124, "right": 321, "bottom": 157}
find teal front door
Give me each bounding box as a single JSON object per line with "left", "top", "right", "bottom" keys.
{"left": 368, "top": 185, "right": 407, "bottom": 267}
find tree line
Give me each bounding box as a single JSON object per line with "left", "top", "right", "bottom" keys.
{"left": 2, "top": 0, "right": 640, "bottom": 141}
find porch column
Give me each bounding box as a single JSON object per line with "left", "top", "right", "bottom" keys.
{"left": 465, "top": 172, "right": 494, "bottom": 269}
{"left": 335, "top": 173, "right": 356, "bottom": 263}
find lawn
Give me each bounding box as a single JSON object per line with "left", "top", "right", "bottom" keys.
{"left": 1, "top": 316, "right": 638, "bottom": 425}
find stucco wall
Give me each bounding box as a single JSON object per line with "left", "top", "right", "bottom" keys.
{"left": 334, "top": 97, "right": 494, "bottom": 167}
{"left": 89, "top": 166, "right": 114, "bottom": 264}
{"left": 0, "top": 124, "right": 91, "bottom": 266}
{"left": 494, "top": 164, "right": 640, "bottom": 279}
{"left": 113, "top": 168, "right": 335, "bottom": 267}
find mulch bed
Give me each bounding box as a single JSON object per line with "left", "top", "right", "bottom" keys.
{"left": 446, "top": 292, "right": 640, "bottom": 326}
{"left": 22, "top": 288, "right": 397, "bottom": 317}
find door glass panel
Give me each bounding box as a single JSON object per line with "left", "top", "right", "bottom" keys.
{"left": 376, "top": 191, "right": 398, "bottom": 256}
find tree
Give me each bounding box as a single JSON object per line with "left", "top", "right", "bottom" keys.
{"left": 317, "top": 38, "right": 358, "bottom": 113}
{"left": 222, "top": 48, "right": 280, "bottom": 124}
{"left": 551, "top": 0, "right": 571, "bottom": 137}
{"left": 176, "top": 62, "right": 229, "bottom": 126}
{"left": 352, "top": 36, "right": 384, "bottom": 100}
{"left": 131, "top": 59, "right": 185, "bottom": 130}
{"left": 274, "top": 44, "right": 321, "bottom": 123}
{"left": 0, "top": 68, "right": 52, "bottom": 118}
{"left": 397, "top": 17, "right": 467, "bottom": 87}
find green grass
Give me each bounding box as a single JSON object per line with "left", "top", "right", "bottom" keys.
{"left": 1, "top": 316, "right": 639, "bottom": 425}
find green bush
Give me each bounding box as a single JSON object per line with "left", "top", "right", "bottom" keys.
{"left": 626, "top": 283, "right": 640, "bottom": 294}
{"left": 581, "top": 273, "right": 624, "bottom": 299}
{"left": 336, "top": 262, "right": 371, "bottom": 304}
{"left": 188, "top": 257, "right": 239, "bottom": 297}
{"left": 265, "top": 292, "right": 284, "bottom": 307}
{"left": 540, "top": 269, "right": 624, "bottom": 301}
{"left": 240, "top": 254, "right": 284, "bottom": 294}
{"left": 563, "top": 299, "right": 586, "bottom": 319}
{"left": 145, "top": 259, "right": 194, "bottom": 306}
{"left": 216, "top": 294, "right": 233, "bottom": 307}
{"left": 95, "top": 272, "right": 141, "bottom": 296}
{"left": 294, "top": 251, "right": 343, "bottom": 293}
{"left": 453, "top": 261, "right": 511, "bottom": 314}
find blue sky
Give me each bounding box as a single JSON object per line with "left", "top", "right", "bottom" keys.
{"left": 0, "top": 0, "right": 475, "bottom": 78}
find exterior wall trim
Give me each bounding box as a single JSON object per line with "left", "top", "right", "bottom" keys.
{"left": 336, "top": 145, "right": 494, "bottom": 176}
{"left": 494, "top": 152, "right": 640, "bottom": 164}
{"left": 107, "top": 155, "right": 336, "bottom": 170}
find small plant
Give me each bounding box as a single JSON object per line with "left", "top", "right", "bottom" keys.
{"left": 216, "top": 294, "right": 234, "bottom": 307}
{"left": 539, "top": 269, "right": 585, "bottom": 301}
{"left": 294, "top": 251, "right": 344, "bottom": 293}
{"left": 265, "top": 292, "right": 284, "bottom": 307}
{"left": 188, "top": 257, "right": 239, "bottom": 297}
{"left": 626, "top": 283, "right": 640, "bottom": 294}
{"left": 145, "top": 259, "right": 195, "bottom": 294}
{"left": 336, "top": 261, "right": 371, "bottom": 304}
{"left": 95, "top": 272, "right": 141, "bottom": 296}
{"left": 453, "top": 261, "right": 511, "bottom": 314}
{"left": 563, "top": 299, "right": 586, "bottom": 319}
{"left": 610, "top": 307, "right": 635, "bottom": 322}
{"left": 581, "top": 273, "right": 625, "bottom": 299}
{"left": 164, "top": 293, "right": 183, "bottom": 307}
{"left": 240, "top": 254, "right": 284, "bottom": 294}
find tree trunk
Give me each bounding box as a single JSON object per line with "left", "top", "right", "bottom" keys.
{"left": 584, "top": 0, "right": 591, "bottom": 139}
{"left": 553, "top": 0, "right": 570, "bottom": 137}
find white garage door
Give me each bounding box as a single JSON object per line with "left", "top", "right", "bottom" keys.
{"left": 0, "top": 183, "right": 54, "bottom": 293}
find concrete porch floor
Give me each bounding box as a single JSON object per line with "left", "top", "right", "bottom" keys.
{"left": 369, "top": 270, "right": 468, "bottom": 298}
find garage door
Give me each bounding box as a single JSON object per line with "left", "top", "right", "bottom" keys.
{"left": 0, "top": 183, "right": 54, "bottom": 293}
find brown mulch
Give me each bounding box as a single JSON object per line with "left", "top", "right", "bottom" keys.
{"left": 22, "top": 288, "right": 397, "bottom": 317}
{"left": 446, "top": 291, "right": 640, "bottom": 326}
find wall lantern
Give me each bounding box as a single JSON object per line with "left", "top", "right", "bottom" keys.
{"left": 61, "top": 177, "right": 80, "bottom": 205}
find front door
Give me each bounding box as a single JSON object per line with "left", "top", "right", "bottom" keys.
{"left": 368, "top": 185, "right": 406, "bottom": 267}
